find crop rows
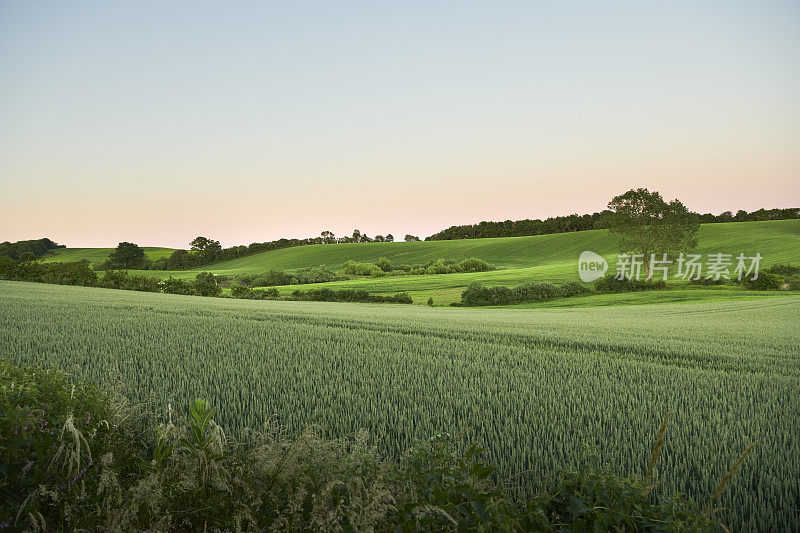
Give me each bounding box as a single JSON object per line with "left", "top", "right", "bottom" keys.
{"left": 0, "top": 281, "right": 798, "bottom": 530}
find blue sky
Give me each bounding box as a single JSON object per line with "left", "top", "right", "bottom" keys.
{"left": 1, "top": 1, "right": 798, "bottom": 247}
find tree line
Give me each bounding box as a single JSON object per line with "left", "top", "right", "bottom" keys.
{"left": 98, "top": 231, "right": 423, "bottom": 271}
{"left": 0, "top": 238, "right": 64, "bottom": 260}
{"left": 425, "top": 206, "right": 800, "bottom": 241}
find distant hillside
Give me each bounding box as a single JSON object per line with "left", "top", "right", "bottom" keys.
{"left": 41, "top": 247, "right": 176, "bottom": 264}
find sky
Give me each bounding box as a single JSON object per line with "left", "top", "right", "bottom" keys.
{"left": 1, "top": 1, "right": 799, "bottom": 248}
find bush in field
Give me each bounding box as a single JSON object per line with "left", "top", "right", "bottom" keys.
{"left": 0, "top": 358, "right": 730, "bottom": 532}
{"left": 160, "top": 277, "right": 194, "bottom": 295}
{"left": 294, "top": 264, "right": 340, "bottom": 284}
{"left": 595, "top": 274, "right": 666, "bottom": 293}
{"left": 513, "top": 281, "right": 561, "bottom": 302}
{"left": 99, "top": 270, "right": 161, "bottom": 292}
{"left": 743, "top": 272, "right": 784, "bottom": 290}
{"left": 458, "top": 257, "right": 495, "bottom": 272}
{"left": 763, "top": 263, "right": 800, "bottom": 277}
{"left": 559, "top": 280, "right": 592, "bottom": 297}
{"left": 343, "top": 260, "right": 384, "bottom": 276}
{"left": 231, "top": 285, "right": 280, "bottom": 300}
{"left": 0, "top": 257, "right": 98, "bottom": 287}
{"left": 289, "top": 288, "right": 411, "bottom": 304}
{"left": 376, "top": 257, "right": 392, "bottom": 272}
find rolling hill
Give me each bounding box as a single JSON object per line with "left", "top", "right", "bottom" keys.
{"left": 45, "top": 220, "right": 800, "bottom": 305}
{"left": 121, "top": 220, "right": 800, "bottom": 304}
{"left": 42, "top": 246, "right": 176, "bottom": 263}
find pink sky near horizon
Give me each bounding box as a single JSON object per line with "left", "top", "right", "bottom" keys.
{"left": 1, "top": 1, "right": 798, "bottom": 248}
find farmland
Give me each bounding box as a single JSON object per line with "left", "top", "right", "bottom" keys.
{"left": 80, "top": 219, "right": 800, "bottom": 304}
{"left": 1, "top": 280, "right": 798, "bottom": 530}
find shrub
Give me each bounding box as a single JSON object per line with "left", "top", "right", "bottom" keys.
{"left": 160, "top": 277, "right": 194, "bottom": 295}
{"left": 513, "top": 281, "right": 561, "bottom": 302}
{"left": 458, "top": 257, "right": 494, "bottom": 272}
{"left": 294, "top": 264, "right": 340, "bottom": 284}
{"left": 427, "top": 297, "right": 434, "bottom": 306}
{"left": 343, "top": 260, "right": 383, "bottom": 276}
{"left": 231, "top": 285, "right": 280, "bottom": 300}
{"left": 763, "top": 263, "right": 800, "bottom": 277}
{"left": 559, "top": 280, "right": 592, "bottom": 297}
{"left": 376, "top": 257, "right": 392, "bottom": 272}
{"left": 99, "top": 270, "right": 160, "bottom": 292}
{"left": 595, "top": 274, "right": 666, "bottom": 293}
{"left": 743, "top": 272, "right": 784, "bottom": 290}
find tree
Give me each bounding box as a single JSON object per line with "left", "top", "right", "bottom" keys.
{"left": 320, "top": 230, "right": 336, "bottom": 244}
{"left": 385, "top": 234, "right": 394, "bottom": 242}
{"left": 108, "top": 242, "right": 146, "bottom": 269}
{"left": 374, "top": 235, "right": 385, "bottom": 242}
{"left": 602, "top": 188, "right": 699, "bottom": 276}
{"left": 404, "top": 234, "right": 420, "bottom": 242}
{"left": 352, "top": 229, "right": 361, "bottom": 243}
{"left": 190, "top": 236, "right": 222, "bottom": 252}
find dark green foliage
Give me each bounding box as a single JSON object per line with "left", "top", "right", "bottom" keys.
{"left": 602, "top": 188, "right": 700, "bottom": 274}
{"left": 98, "top": 270, "right": 161, "bottom": 292}
{"left": 107, "top": 242, "right": 148, "bottom": 269}
{"left": 558, "top": 280, "right": 592, "bottom": 297}
{"left": 460, "top": 280, "right": 592, "bottom": 306}
{"left": 0, "top": 359, "right": 730, "bottom": 531}
{"left": 513, "top": 281, "right": 561, "bottom": 302}
{"left": 762, "top": 264, "right": 800, "bottom": 290}
{"left": 294, "top": 264, "right": 340, "bottom": 284}
{"left": 376, "top": 256, "right": 392, "bottom": 272}
{"left": 233, "top": 265, "right": 343, "bottom": 287}
{"left": 763, "top": 263, "right": 800, "bottom": 277}
{"left": 191, "top": 273, "right": 222, "bottom": 297}
{"left": 743, "top": 272, "right": 784, "bottom": 290}
{"left": 0, "top": 257, "right": 98, "bottom": 286}
{"left": 289, "top": 288, "right": 413, "bottom": 304}
{"left": 343, "top": 260, "right": 385, "bottom": 276}
{"left": 595, "top": 274, "right": 667, "bottom": 293}
{"left": 690, "top": 277, "right": 730, "bottom": 286}
{"left": 160, "top": 277, "right": 195, "bottom": 295}
{"left": 230, "top": 285, "right": 280, "bottom": 300}
{"left": 427, "top": 297, "right": 434, "bottom": 306}
{"left": 346, "top": 257, "right": 496, "bottom": 277}
{"left": 0, "top": 238, "right": 64, "bottom": 259}
{"left": 427, "top": 207, "right": 800, "bottom": 241}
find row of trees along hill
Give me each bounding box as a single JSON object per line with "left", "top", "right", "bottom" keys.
{"left": 99, "top": 232, "right": 423, "bottom": 271}
{"left": 0, "top": 238, "right": 64, "bottom": 260}
{"left": 425, "top": 205, "right": 799, "bottom": 240}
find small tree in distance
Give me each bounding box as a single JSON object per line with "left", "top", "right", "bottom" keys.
{"left": 601, "top": 188, "right": 700, "bottom": 276}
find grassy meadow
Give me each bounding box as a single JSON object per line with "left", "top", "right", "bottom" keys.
{"left": 42, "top": 246, "right": 177, "bottom": 263}
{"left": 1, "top": 280, "right": 798, "bottom": 530}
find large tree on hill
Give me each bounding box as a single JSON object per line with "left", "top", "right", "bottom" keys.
{"left": 602, "top": 188, "right": 700, "bottom": 275}
{"left": 108, "top": 242, "right": 146, "bottom": 269}
{"left": 190, "top": 236, "right": 222, "bottom": 253}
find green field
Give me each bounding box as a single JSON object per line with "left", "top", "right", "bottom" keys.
{"left": 42, "top": 246, "right": 177, "bottom": 263}
{"left": 114, "top": 220, "right": 800, "bottom": 305}
{"left": 1, "top": 280, "right": 798, "bottom": 530}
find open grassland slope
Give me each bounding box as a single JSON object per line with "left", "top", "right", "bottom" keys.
{"left": 1, "top": 281, "right": 798, "bottom": 530}
{"left": 42, "top": 246, "right": 176, "bottom": 263}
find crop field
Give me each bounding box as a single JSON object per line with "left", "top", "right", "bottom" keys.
{"left": 1, "top": 280, "right": 798, "bottom": 530}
